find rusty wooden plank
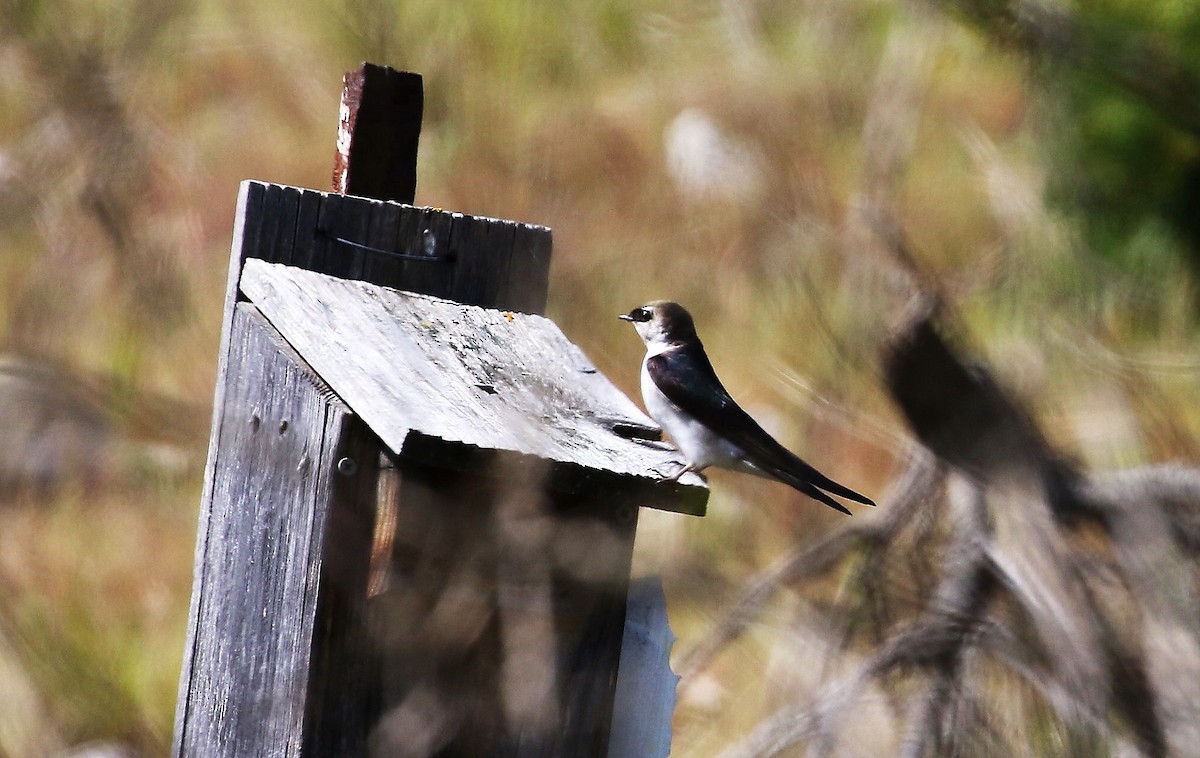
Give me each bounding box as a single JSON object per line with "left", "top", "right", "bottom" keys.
{"left": 332, "top": 65, "right": 423, "bottom": 203}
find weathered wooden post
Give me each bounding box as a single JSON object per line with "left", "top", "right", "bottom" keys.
{"left": 173, "top": 64, "right": 706, "bottom": 757}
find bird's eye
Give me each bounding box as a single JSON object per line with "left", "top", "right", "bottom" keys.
{"left": 635, "top": 308, "right": 652, "bottom": 322}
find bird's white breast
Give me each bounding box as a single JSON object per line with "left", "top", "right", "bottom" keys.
{"left": 639, "top": 351, "right": 745, "bottom": 471}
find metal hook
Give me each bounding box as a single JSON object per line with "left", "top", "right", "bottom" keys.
{"left": 318, "top": 225, "right": 453, "bottom": 263}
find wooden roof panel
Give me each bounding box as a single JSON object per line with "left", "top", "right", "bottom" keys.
{"left": 239, "top": 259, "right": 707, "bottom": 512}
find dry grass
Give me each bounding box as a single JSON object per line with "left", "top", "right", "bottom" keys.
{"left": 0, "top": 485, "right": 198, "bottom": 754}
{"left": 0, "top": 0, "right": 1198, "bottom": 755}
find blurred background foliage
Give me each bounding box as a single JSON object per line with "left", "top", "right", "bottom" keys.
{"left": 0, "top": 0, "right": 1198, "bottom": 755}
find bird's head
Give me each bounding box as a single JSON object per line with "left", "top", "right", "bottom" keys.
{"left": 619, "top": 300, "right": 698, "bottom": 347}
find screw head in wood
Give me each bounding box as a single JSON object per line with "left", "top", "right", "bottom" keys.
{"left": 337, "top": 457, "right": 358, "bottom": 477}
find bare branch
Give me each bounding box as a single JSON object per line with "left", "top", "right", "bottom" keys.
{"left": 676, "top": 452, "right": 942, "bottom": 684}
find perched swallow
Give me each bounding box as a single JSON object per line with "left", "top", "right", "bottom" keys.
{"left": 620, "top": 301, "right": 874, "bottom": 514}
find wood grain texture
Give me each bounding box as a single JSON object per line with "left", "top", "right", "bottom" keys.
{"left": 239, "top": 258, "right": 707, "bottom": 515}
{"left": 332, "top": 65, "right": 422, "bottom": 203}
{"left": 173, "top": 181, "right": 264, "bottom": 754}
{"left": 174, "top": 303, "right": 376, "bottom": 757}
{"left": 233, "top": 180, "right": 552, "bottom": 314}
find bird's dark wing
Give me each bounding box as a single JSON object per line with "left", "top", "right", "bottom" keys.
{"left": 647, "top": 344, "right": 874, "bottom": 512}
{"left": 646, "top": 342, "right": 760, "bottom": 443}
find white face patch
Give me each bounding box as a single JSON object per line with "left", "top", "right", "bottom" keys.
{"left": 634, "top": 308, "right": 670, "bottom": 347}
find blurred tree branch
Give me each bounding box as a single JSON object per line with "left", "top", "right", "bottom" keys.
{"left": 689, "top": 297, "right": 1200, "bottom": 755}
{"left": 930, "top": 0, "right": 1200, "bottom": 139}
{"left": 675, "top": 451, "right": 942, "bottom": 684}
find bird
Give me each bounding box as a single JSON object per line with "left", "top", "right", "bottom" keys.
{"left": 619, "top": 300, "right": 874, "bottom": 514}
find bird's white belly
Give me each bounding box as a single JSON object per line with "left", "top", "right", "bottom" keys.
{"left": 641, "top": 366, "right": 744, "bottom": 470}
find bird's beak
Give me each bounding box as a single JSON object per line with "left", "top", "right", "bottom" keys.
{"left": 618, "top": 313, "right": 633, "bottom": 321}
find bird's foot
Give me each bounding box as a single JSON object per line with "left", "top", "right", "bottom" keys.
{"left": 662, "top": 464, "right": 704, "bottom": 484}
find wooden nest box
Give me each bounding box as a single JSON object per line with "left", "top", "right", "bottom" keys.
{"left": 174, "top": 66, "right": 706, "bottom": 758}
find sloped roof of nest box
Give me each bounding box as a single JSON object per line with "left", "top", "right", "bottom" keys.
{"left": 238, "top": 258, "right": 706, "bottom": 516}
